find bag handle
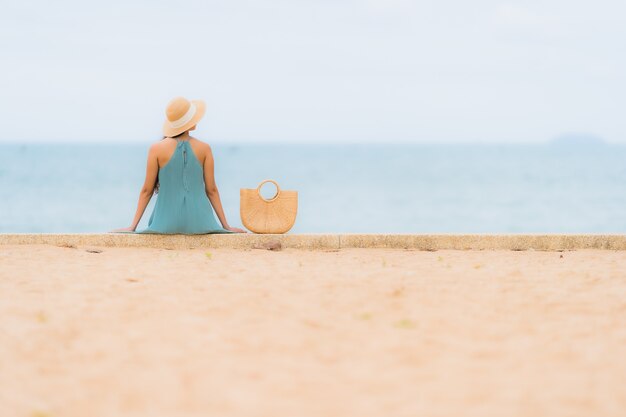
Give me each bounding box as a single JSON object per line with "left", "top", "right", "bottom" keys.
{"left": 257, "top": 179, "right": 281, "bottom": 202}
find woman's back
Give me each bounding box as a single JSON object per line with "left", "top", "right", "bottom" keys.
{"left": 156, "top": 137, "right": 207, "bottom": 169}
{"left": 136, "top": 137, "right": 234, "bottom": 234}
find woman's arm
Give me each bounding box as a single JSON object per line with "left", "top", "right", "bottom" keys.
{"left": 112, "top": 144, "right": 159, "bottom": 232}
{"left": 203, "top": 145, "right": 245, "bottom": 232}
{"left": 128, "top": 144, "right": 159, "bottom": 230}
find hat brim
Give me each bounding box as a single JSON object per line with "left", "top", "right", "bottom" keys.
{"left": 162, "top": 100, "right": 206, "bottom": 137}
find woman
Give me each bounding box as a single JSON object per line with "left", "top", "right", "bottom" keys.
{"left": 110, "top": 97, "right": 246, "bottom": 234}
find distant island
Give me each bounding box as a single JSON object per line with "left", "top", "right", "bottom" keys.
{"left": 549, "top": 133, "right": 606, "bottom": 147}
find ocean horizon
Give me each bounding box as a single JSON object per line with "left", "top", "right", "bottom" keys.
{"left": 1, "top": 141, "right": 625, "bottom": 234}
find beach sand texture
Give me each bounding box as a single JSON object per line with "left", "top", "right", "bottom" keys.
{"left": 1, "top": 245, "right": 625, "bottom": 417}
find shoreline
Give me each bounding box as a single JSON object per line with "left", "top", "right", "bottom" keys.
{"left": 1, "top": 233, "right": 626, "bottom": 250}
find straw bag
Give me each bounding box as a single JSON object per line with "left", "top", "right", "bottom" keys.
{"left": 240, "top": 179, "right": 298, "bottom": 234}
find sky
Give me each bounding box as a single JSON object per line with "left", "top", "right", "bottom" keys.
{"left": 0, "top": 0, "right": 625, "bottom": 143}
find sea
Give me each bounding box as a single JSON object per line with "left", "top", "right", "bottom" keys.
{"left": 1, "top": 142, "right": 625, "bottom": 234}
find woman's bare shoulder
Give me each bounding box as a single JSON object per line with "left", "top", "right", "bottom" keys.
{"left": 150, "top": 137, "right": 171, "bottom": 149}
{"left": 190, "top": 137, "right": 213, "bottom": 153}
{"left": 189, "top": 137, "right": 213, "bottom": 164}
{"left": 149, "top": 138, "right": 176, "bottom": 165}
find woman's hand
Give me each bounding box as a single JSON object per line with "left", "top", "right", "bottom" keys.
{"left": 109, "top": 226, "right": 136, "bottom": 233}
{"left": 226, "top": 226, "right": 247, "bottom": 233}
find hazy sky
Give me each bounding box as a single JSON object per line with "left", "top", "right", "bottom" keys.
{"left": 1, "top": 0, "right": 625, "bottom": 143}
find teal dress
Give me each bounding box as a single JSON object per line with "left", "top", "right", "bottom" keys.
{"left": 135, "top": 138, "right": 234, "bottom": 235}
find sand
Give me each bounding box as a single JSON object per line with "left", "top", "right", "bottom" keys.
{"left": 1, "top": 244, "right": 625, "bottom": 417}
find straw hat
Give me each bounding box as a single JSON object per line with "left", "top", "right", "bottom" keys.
{"left": 163, "top": 97, "right": 206, "bottom": 137}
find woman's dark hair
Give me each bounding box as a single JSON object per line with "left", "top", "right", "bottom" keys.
{"left": 153, "top": 131, "right": 187, "bottom": 194}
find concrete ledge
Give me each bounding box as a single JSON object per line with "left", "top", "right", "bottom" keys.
{"left": 340, "top": 234, "right": 626, "bottom": 250}
{"left": 0, "top": 233, "right": 339, "bottom": 250}
{"left": 1, "top": 233, "right": 626, "bottom": 250}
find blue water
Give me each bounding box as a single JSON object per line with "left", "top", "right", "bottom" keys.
{"left": 1, "top": 142, "right": 625, "bottom": 233}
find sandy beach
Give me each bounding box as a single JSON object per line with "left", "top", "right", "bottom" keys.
{"left": 1, "top": 244, "right": 625, "bottom": 417}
